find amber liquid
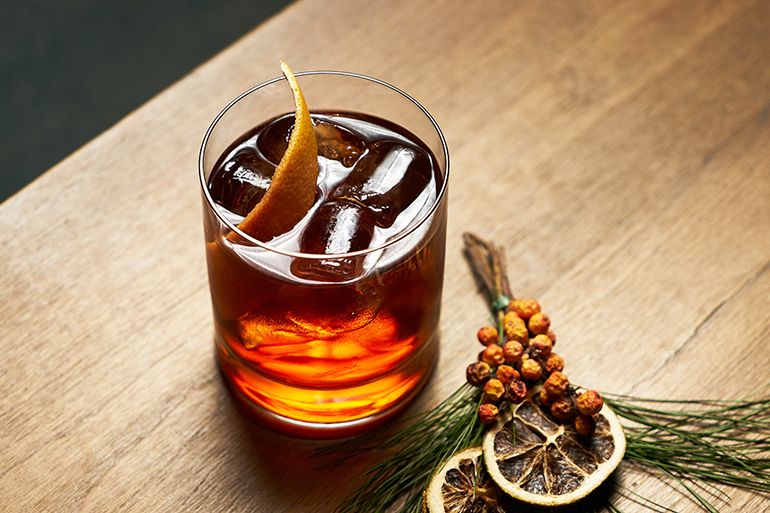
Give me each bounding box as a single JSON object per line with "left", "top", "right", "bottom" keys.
{"left": 204, "top": 112, "right": 446, "bottom": 435}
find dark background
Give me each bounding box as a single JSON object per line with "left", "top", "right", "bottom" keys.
{"left": 1, "top": 0, "right": 293, "bottom": 203}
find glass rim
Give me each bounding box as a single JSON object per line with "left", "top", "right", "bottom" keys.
{"left": 199, "top": 70, "right": 449, "bottom": 260}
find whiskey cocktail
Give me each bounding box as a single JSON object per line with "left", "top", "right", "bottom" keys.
{"left": 199, "top": 69, "right": 449, "bottom": 436}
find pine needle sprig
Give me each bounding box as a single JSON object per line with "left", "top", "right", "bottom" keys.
{"left": 321, "top": 234, "right": 770, "bottom": 513}
{"left": 604, "top": 392, "right": 770, "bottom": 500}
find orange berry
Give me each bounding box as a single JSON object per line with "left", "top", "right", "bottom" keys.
{"left": 545, "top": 353, "right": 565, "bottom": 373}
{"left": 480, "top": 344, "right": 505, "bottom": 366}
{"left": 482, "top": 379, "right": 506, "bottom": 404}
{"left": 539, "top": 387, "right": 555, "bottom": 407}
{"left": 466, "top": 361, "right": 491, "bottom": 387}
{"left": 577, "top": 390, "right": 603, "bottom": 416}
{"left": 477, "top": 325, "right": 499, "bottom": 346}
{"left": 520, "top": 358, "right": 543, "bottom": 382}
{"left": 551, "top": 398, "right": 575, "bottom": 420}
{"left": 507, "top": 379, "right": 528, "bottom": 404}
{"left": 495, "top": 365, "right": 519, "bottom": 387}
{"left": 503, "top": 340, "right": 524, "bottom": 363}
{"left": 503, "top": 310, "right": 525, "bottom": 326}
{"left": 528, "top": 312, "right": 551, "bottom": 335}
{"left": 509, "top": 298, "right": 541, "bottom": 320}
{"left": 543, "top": 371, "right": 569, "bottom": 398}
{"left": 530, "top": 334, "right": 553, "bottom": 357}
{"left": 478, "top": 403, "right": 500, "bottom": 425}
{"left": 505, "top": 321, "right": 529, "bottom": 344}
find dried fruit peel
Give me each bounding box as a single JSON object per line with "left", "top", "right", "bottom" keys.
{"left": 423, "top": 446, "right": 513, "bottom": 513}
{"left": 482, "top": 385, "right": 626, "bottom": 507}
{"left": 206, "top": 63, "right": 318, "bottom": 317}
{"left": 235, "top": 61, "right": 319, "bottom": 242}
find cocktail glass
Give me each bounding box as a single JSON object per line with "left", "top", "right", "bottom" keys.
{"left": 199, "top": 71, "right": 449, "bottom": 437}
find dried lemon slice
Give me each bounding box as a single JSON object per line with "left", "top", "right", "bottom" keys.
{"left": 235, "top": 61, "right": 319, "bottom": 241}
{"left": 423, "top": 446, "right": 520, "bottom": 513}
{"left": 483, "top": 386, "right": 626, "bottom": 507}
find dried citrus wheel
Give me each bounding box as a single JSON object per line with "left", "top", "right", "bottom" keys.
{"left": 235, "top": 61, "right": 319, "bottom": 241}
{"left": 423, "top": 446, "right": 521, "bottom": 513}
{"left": 483, "top": 386, "right": 626, "bottom": 508}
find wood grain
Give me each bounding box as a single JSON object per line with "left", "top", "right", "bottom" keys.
{"left": 1, "top": 0, "right": 768, "bottom": 511}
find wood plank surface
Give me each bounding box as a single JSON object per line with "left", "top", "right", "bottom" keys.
{"left": 1, "top": 0, "right": 768, "bottom": 511}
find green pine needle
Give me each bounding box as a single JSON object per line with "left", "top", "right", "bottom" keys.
{"left": 320, "top": 387, "right": 770, "bottom": 513}
{"left": 604, "top": 391, "right": 770, "bottom": 509}
{"left": 317, "top": 234, "right": 770, "bottom": 512}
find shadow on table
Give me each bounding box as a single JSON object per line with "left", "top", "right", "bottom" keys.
{"left": 214, "top": 372, "right": 636, "bottom": 512}
{"left": 214, "top": 370, "right": 382, "bottom": 510}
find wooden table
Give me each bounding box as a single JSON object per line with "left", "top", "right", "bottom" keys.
{"left": 2, "top": 0, "right": 768, "bottom": 511}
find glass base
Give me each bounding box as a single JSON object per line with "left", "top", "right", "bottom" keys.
{"left": 215, "top": 331, "right": 438, "bottom": 438}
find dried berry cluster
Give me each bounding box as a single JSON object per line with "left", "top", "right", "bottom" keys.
{"left": 466, "top": 298, "right": 603, "bottom": 435}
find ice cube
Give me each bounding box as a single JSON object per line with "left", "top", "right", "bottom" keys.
{"left": 332, "top": 140, "right": 433, "bottom": 228}
{"left": 300, "top": 200, "right": 375, "bottom": 255}
{"left": 286, "top": 285, "right": 381, "bottom": 335}
{"left": 208, "top": 149, "right": 275, "bottom": 216}
{"left": 292, "top": 200, "right": 375, "bottom": 280}
{"left": 314, "top": 119, "right": 366, "bottom": 167}
{"left": 257, "top": 114, "right": 294, "bottom": 165}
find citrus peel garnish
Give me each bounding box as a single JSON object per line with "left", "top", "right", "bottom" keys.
{"left": 234, "top": 61, "right": 318, "bottom": 242}
{"left": 483, "top": 385, "right": 626, "bottom": 507}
